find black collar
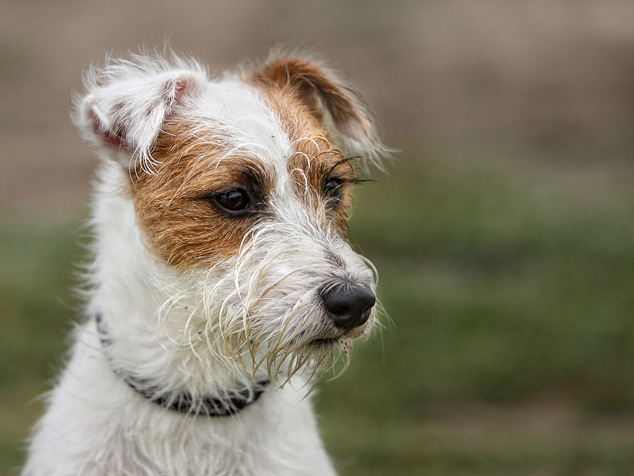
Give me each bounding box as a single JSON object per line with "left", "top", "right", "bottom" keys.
{"left": 95, "top": 312, "right": 269, "bottom": 417}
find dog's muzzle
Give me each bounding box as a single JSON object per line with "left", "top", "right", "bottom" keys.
{"left": 320, "top": 282, "right": 376, "bottom": 332}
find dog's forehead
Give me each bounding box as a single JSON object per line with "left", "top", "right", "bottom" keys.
{"left": 193, "top": 75, "right": 334, "bottom": 177}
{"left": 197, "top": 77, "right": 293, "bottom": 172}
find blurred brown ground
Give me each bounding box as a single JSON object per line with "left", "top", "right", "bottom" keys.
{"left": 1, "top": 0, "right": 633, "bottom": 217}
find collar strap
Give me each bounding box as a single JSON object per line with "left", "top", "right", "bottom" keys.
{"left": 122, "top": 374, "right": 269, "bottom": 417}
{"left": 95, "top": 312, "right": 269, "bottom": 417}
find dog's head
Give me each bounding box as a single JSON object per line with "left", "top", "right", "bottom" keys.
{"left": 77, "top": 51, "right": 389, "bottom": 383}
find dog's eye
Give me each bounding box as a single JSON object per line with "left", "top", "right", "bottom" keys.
{"left": 215, "top": 189, "right": 251, "bottom": 214}
{"left": 323, "top": 179, "right": 343, "bottom": 209}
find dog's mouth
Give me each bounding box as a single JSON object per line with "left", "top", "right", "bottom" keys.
{"left": 306, "top": 324, "right": 370, "bottom": 348}
{"left": 308, "top": 337, "right": 340, "bottom": 347}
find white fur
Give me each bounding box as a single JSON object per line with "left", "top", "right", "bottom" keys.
{"left": 23, "top": 52, "right": 387, "bottom": 476}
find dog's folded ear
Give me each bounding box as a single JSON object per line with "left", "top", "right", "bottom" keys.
{"left": 252, "top": 56, "right": 391, "bottom": 168}
{"left": 75, "top": 56, "right": 207, "bottom": 173}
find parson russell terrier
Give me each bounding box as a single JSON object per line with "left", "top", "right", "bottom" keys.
{"left": 22, "top": 51, "right": 390, "bottom": 476}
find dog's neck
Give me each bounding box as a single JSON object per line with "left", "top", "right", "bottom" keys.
{"left": 89, "top": 176, "right": 265, "bottom": 392}
{"left": 95, "top": 311, "right": 269, "bottom": 417}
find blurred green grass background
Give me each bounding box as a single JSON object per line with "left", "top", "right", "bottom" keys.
{"left": 3, "top": 1, "right": 634, "bottom": 475}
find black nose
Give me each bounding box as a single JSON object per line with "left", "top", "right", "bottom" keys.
{"left": 321, "top": 283, "right": 376, "bottom": 332}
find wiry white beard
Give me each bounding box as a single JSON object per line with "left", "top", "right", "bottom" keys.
{"left": 167, "top": 202, "right": 378, "bottom": 392}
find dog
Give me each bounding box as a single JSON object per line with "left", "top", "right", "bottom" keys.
{"left": 22, "top": 50, "right": 389, "bottom": 476}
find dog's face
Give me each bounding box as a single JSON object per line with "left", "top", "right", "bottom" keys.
{"left": 78, "top": 54, "right": 388, "bottom": 382}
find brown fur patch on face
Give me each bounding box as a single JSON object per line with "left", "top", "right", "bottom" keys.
{"left": 248, "top": 71, "right": 358, "bottom": 238}
{"left": 132, "top": 70, "right": 360, "bottom": 270}
{"left": 131, "top": 119, "right": 273, "bottom": 269}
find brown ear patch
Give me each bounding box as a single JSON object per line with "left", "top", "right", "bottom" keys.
{"left": 252, "top": 58, "right": 373, "bottom": 141}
